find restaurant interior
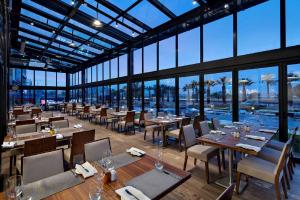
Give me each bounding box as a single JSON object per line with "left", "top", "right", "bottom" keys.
{"left": 0, "top": 0, "right": 300, "bottom": 199}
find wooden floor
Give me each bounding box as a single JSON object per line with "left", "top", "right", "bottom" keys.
{"left": 2, "top": 113, "right": 300, "bottom": 200}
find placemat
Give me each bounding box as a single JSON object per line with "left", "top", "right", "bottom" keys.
{"left": 99, "top": 152, "right": 141, "bottom": 169}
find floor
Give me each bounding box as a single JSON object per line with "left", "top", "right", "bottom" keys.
{"left": 1, "top": 112, "right": 300, "bottom": 200}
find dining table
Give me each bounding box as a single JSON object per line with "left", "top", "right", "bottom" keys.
{"left": 0, "top": 154, "right": 191, "bottom": 200}
{"left": 197, "top": 124, "right": 275, "bottom": 192}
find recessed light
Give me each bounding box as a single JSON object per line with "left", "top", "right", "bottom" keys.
{"left": 30, "top": 22, "right": 34, "bottom": 26}
{"left": 115, "top": 22, "right": 118, "bottom": 28}
{"left": 69, "top": 42, "right": 76, "bottom": 47}
{"left": 224, "top": 3, "right": 229, "bottom": 9}
{"left": 93, "top": 19, "right": 102, "bottom": 27}
{"left": 52, "top": 30, "right": 56, "bottom": 33}
{"left": 192, "top": 0, "right": 197, "bottom": 5}
{"left": 71, "top": 0, "right": 75, "bottom": 5}
{"left": 132, "top": 31, "right": 135, "bottom": 36}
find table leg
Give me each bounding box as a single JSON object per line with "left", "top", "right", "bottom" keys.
{"left": 9, "top": 155, "right": 13, "bottom": 176}
{"left": 162, "top": 125, "right": 167, "bottom": 147}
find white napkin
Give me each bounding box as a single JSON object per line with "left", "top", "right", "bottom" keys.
{"left": 115, "top": 186, "right": 151, "bottom": 200}
{"left": 126, "top": 147, "right": 145, "bottom": 157}
{"left": 245, "top": 135, "right": 266, "bottom": 141}
{"left": 233, "top": 121, "right": 244, "bottom": 125}
{"left": 258, "top": 129, "right": 277, "bottom": 134}
{"left": 73, "top": 124, "right": 82, "bottom": 128}
{"left": 236, "top": 143, "right": 261, "bottom": 152}
{"left": 75, "top": 161, "right": 97, "bottom": 178}
{"left": 55, "top": 134, "right": 63, "bottom": 140}
{"left": 2, "top": 141, "right": 16, "bottom": 148}
{"left": 210, "top": 130, "right": 226, "bottom": 135}
{"left": 224, "top": 125, "right": 236, "bottom": 129}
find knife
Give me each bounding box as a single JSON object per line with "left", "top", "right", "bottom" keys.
{"left": 81, "top": 165, "right": 89, "bottom": 173}
{"left": 125, "top": 188, "right": 139, "bottom": 200}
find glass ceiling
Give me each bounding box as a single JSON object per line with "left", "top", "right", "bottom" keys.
{"left": 16, "top": 0, "right": 200, "bottom": 69}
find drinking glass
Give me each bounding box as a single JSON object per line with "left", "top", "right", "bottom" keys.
{"left": 6, "top": 175, "right": 23, "bottom": 199}
{"left": 89, "top": 187, "right": 101, "bottom": 200}
{"left": 155, "top": 140, "right": 164, "bottom": 171}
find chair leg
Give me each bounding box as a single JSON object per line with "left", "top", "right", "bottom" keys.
{"left": 194, "top": 158, "right": 197, "bottom": 166}
{"left": 281, "top": 176, "right": 288, "bottom": 199}
{"left": 291, "top": 152, "right": 296, "bottom": 168}
{"left": 221, "top": 150, "right": 226, "bottom": 170}
{"left": 284, "top": 167, "right": 290, "bottom": 190}
{"left": 288, "top": 162, "right": 293, "bottom": 180}
{"left": 274, "top": 179, "right": 281, "bottom": 200}
{"left": 144, "top": 130, "right": 147, "bottom": 140}
{"left": 236, "top": 172, "right": 241, "bottom": 195}
{"left": 217, "top": 154, "right": 221, "bottom": 174}
{"left": 205, "top": 162, "right": 210, "bottom": 184}
{"left": 183, "top": 154, "right": 188, "bottom": 171}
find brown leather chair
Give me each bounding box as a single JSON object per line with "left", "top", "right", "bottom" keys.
{"left": 134, "top": 110, "right": 147, "bottom": 132}
{"left": 117, "top": 111, "right": 135, "bottom": 134}
{"left": 79, "top": 106, "right": 90, "bottom": 119}
{"left": 193, "top": 115, "right": 202, "bottom": 136}
{"left": 96, "top": 107, "right": 108, "bottom": 124}
{"left": 15, "top": 119, "right": 35, "bottom": 126}
{"left": 31, "top": 108, "right": 42, "bottom": 116}
{"left": 64, "top": 129, "right": 95, "bottom": 168}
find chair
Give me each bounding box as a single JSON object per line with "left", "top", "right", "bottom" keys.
{"left": 15, "top": 124, "right": 37, "bottom": 134}
{"left": 13, "top": 109, "right": 25, "bottom": 116}
{"left": 15, "top": 119, "right": 35, "bottom": 126}
{"left": 84, "top": 138, "right": 111, "bottom": 162}
{"left": 95, "top": 108, "right": 108, "bottom": 124}
{"left": 23, "top": 149, "right": 64, "bottom": 184}
{"left": 31, "top": 108, "right": 42, "bottom": 117}
{"left": 144, "top": 112, "right": 161, "bottom": 143}
{"left": 134, "top": 110, "right": 147, "bottom": 132}
{"left": 49, "top": 116, "right": 64, "bottom": 123}
{"left": 200, "top": 121, "right": 211, "bottom": 135}
{"left": 216, "top": 184, "right": 235, "bottom": 200}
{"left": 236, "top": 137, "right": 292, "bottom": 200}
{"left": 165, "top": 117, "right": 191, "bottom": 151}
{"left": 212, "top": 118, "right": 221, "bottom": 130}
{"left": 182, "top": 125, "right": 221, "bottom": 183}
{"left": 15, "top": 113, "right": 31, "bottom": 121}
{"left": 41, "top": 112, "right": 53, "bottom": 118}
{"left": 63, "top": 129, "right": 95, "bottom": 168}
{"left": 66, "top": 103, "right": 73, "bottom": 115}
{"left": 106, "top": 108, "right": 118, "bottom": 130}
{"left": 79, "top": 106, "right": 90, "bottom": 119}
{"left": 118, "top": 111, "right": 135, "bottom": 134}
{"left": 51, "top": 119, "right": 69, "bottom": 129}
{"left": 193, "top": 115, "right": 202, "bottom": 136}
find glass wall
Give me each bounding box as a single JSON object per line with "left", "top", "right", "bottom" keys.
{"left": 57, "top": 90, "right": 66, "bottom": 103}
{"left": 22, "top": 69, "right": 34, "bottom": 86}
{"left": 119, "top": 83, "right": 127, "bottom": 110}
{"left": 47, "top": 72, "right": 56, "bottom": 86}
{"left": 23, "top": 90, "right": 34, "bottom": 105}
{"left": 92, "top": 66, "right": 97, "bottom": 82}
{"left": 144, "top": 80, "right": 157, "bottom": 114}
{"left": 286, "top": 0, "right": 300, "bottom": 47}
{"left": 35, "top": 90, "right": 45, "bottom": 106}
{"left": 179, "top": 76, "right": 200, "bottom": 117}
{"left": 204, "top": 72, "right": 232, "bottom": 121}
{"left": 9, "top": 68, "right": 22, "bottom": 85}
{"left": 119, "top": 54, "right": 128, "bottom": 77}
{"left": 47, "top": 90, "right": 56, "bottom": 109}
{"left": 57, "top": 72, "right": 66, "bottom": 87}
{"left": 111, "top": 85, "right": 118, "bottom": 109}
{"left": 98, "top": 64, "right": 103, "bottom": 81}
{"left": 132, "top": 82, "right": 142, "bottom": 111}
{"left": 159, "top": 36, "right": 176, "bottom": 70}
{"left": 91, "top": 87, "right": 97, "bottom": 104}
{"left": 134, "top": 48, "right": 142, "bottom": 74}
{"left": 111, "top": 58, "right": 118, "bottom": 79}
{"left": 98, "top": 86, "right": 103, "bottom": 104}
{"left": 159, "top": 78, "right": 176, "bottom": 114}
{"left": 104, "top": 61, "right": 110, "bottom": 80}
{"left": 9, "top": 90, "right": 22, "bottom": 108}
{"left": 144, "top": 43, "right": 157, "bottom": 73}
{"left": 35, "top": 71, "right": 45, "bottom": 86}
{"left": 239, "top": 67, "right": 279, "bottom": 129}
{"left": 103, "top": 85, "right": 110, "bottom": 106}
{"left": 85, "top": 87, "right": 91, "bottom": 104}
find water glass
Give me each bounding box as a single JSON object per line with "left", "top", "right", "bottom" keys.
{"left": 6, "top": 175, "right": 23, "bottom": 199}
{"left": 89, "top": 187, "right": 101, "bottom": 200}
{"left": 155, "top": 141, "right": 164, "bottom": 171}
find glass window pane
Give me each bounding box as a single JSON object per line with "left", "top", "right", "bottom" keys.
{"left": 204, "top": 15, "right": 233, "bottom": 61}
{"left": 111, "top": 85, "right": 118, "bottom": 109}
{"left": 119, "top": 83, "right": 127, "bottom": 110}
{"left": 57, "top": 90, "right": 66, "bottom": 103}
{"left": 35, "top": 90, "right": 45, "bottom": 107}
{"left": 22, "top": 69, "right": 34, "bottom": 86}
{"left": 132, "top": 82, "right": 142, "bottom": 111}
{"left": 158, "top": 0, "right": 199, "bottom": 16}
{"left": 9, "top": 90, "right": 22, "bottom": 109}
{"left": 111, "top": 58, "right": 118, "bottom": 79}
{"left": 91, "top": 87, "right": 97, "bottom": 105}
{"left": 35, "top": 71, "right": 45, "bottom": 86}
{"left": 144, "top": 43, "right": 157, "bottom": 73}
{"left": 47, "top": 90, "right": 56, "bottom": 109}
{"left": 104, "top": 61, "right": 110, "bottom": 80}
{"left": 204, "top": 72, "right": 232, "bottom": 121}
{"left": 134, "top": 48, "right": 142, "bottom": 74}
{"left": 144, "top": 80, "right": 157, "bottom": 114}
{"left": 79, "top": 71, "right": 82, "bottom": 85}
{"left": 98, "top": 86, "right": 103, "bottom": 104}
{"left": 159, "top": 78, "right": 176, "bottom": 114}
{"left": 238, "top": 0, "right": 280, "bottom": 55}
{"left": 9, "top": 68, "right": 22, "bottom": 85}
{"left": 92, "top": 66, "right": 97, "bottom": 82}
{"left": 98, "top": 64, "right": 103, "bottom": 81}
{"left": 47, "top": 72, "right": 56, "bottom": 86}
{"left": 239, "top": 67, "right": 279, "bottom": 129}
{"left": 119, "top": 54, "right": 128, "bottom": 77}
{"left": 179, "top": 76, "right": 200, "bottom": 117}
{"left": 178, "top": 27, "right": 200, "bottom": 67}
{"left": 85, "top": 87, "right": 91, "bottom": 104}
{"left": 286, "top": 0, "right": 300, "bottom": 47}
{"left": 23, "top": 90, "right": 34, "bottom": 105}
{"left": 104, "top": 86, "right": 110, "bottom": 106}
{"left": 159, "top": 36, "right": 176, "bottom": 70}
{"left": 57, "top": 73, "right": 66, "bottom": 87}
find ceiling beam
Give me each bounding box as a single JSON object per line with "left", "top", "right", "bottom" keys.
{"left": 147, "top": 0, "right": 176, "bottom": 19}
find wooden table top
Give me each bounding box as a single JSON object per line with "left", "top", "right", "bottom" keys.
{"left": 147, "top": 117, "right": 182, "bottom": 125}
{"left": 197, "top": 127, "right": 274, "bottom": 156}
{"left": 0, "top": 155, "right": 191, "bottom": 200}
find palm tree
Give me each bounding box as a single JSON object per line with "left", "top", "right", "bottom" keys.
{"left": 183, "top": 84, "right": 191, "bottom": 101}
{"left": 288, "top": 72, "right": 300, "bottom": 106}
{"left": 191, "top": 80, "right": 199, "bottom": 103}
{"left": 205, "top": 80, "right": 217, "bottom": 104}
{"left": 239, "top": 78, "right": 254, "bottom": 102}
{"left": 261, "top": 73, "right": 276, "bottom": 98}
{"left": 218, "top": 77, "right": 231, "bottom": 104}
{"left": 145, "top": 85, "right": 153, "bottom": 99}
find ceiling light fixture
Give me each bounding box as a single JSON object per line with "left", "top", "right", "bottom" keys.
{"left": 93, "top": 3, "right": 102, "bottom": 27}
{"left": 192, "top": 0, "right": 197, "bottom": 5}
{"left": 115, "top": 22, "right": 118, "bottom": 28}
{"left": 132, "top": 31, "right": 135, "bottom": 36}
{"left": 52, "top": 30, "right": 56, "bottom": 33}
{"left": 71, "top": 0, "right": 75, "bottom": 5}
{"left": 224, "top": 3, "right": 229, "bottom": 9}
{"left": 30, "top": 22, "right": 34, "bottom": 26}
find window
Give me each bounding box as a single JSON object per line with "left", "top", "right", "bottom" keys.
{"left": 35, "top": 90, "right": 45, "bottom": 106}
{"left": 23, "top": 90, "right": 34, "bottom": 105}
{"left": 57, "top": 73, "right": 66, "bottom": 87}
{"left": 92, "top": 66, "right": 97, "bottom": 82}
{"left": 144, "top": 80, "right": 157, "bottom": 114}
{"left": 204, "top": 72, "right": 232, "bottom": 121}
{"left": 91, "top": 87, "right": 97, "bottom": 105}
{"left": 239, "top": 67, "right": 278, "bottom": 129}
{"left": 78, "top": 89, "right": 82, "bottom": 103}
{"left": 119, "top": 54, "right": 128, "bottom": 77}
{"left": 98, "top": 64, "right": 103, "bottom": 81}
{"left": 144, "top": 43, "right": 157, "bottom": 73}
{"left": 179, "top": 76, "right": 200, "bottom": 117}
{"left": 70, "top": 74, "right": 74, "bottom": 87}
{"left": 286, "top": 0, "right": 300, "bottom": 47}
{"left": 111, "top": 58, "right": 118, "bottom": 79}
{"left": 134, "top": 48, "right": 142, "bottom": 74}
{"left": 178, "top": 27, "right": 200, "bottom": 67}
{"left": 35, "top": 71, "right": 45, "bottom": 86}
{"left": 103, "top": 85, "right": 110, "bottom": 106}
{"left": 47, "top": 72, "right": 56, "bottom": 86}
{"left": 111, "top": 85, "right": 118, "bottom": 109}
{"left": 159, "top": 36, "right": 176, "bottom": 70}
{"left": 57, "top": 90, "right": 66, "bottom": 103}
{"left": 119, "top": 83, "right": 127, "bottom": 109}
{"left": 238, "top": 0, "right": 280, "bottom": 55}
{"left": 204, "top": 15, "right": 233, "bottom": 61}
{"left": 132, "top": 82, "right": 142, "bottom": 111}
{"left": 47, "top": 90, "right": 56, "bottom": 108}
{"left": 159, "top": 78, "right": 176, "bottom": 114}
{"left": 104, "top": 61, "right": 110, "bottom": 80}
{"left": 85, "top": 87, "right": 91, "bottom": 104}
{"left": 98, "top": 86, "right": 103, "bottom": 104}
{"left": 22, "top": 69, "right": 34, "bottom": 86}
{"left": 86, "top": 67, "right": 92, "bottom": 83}
{"left": 78, "top": 71, "right": 82, "bottom": 85}
{"left": 287, "top": 64, "right": 300, "bottom": 157}
{"left": 9, "top": 90, "right": 22, "bottom": 108}
{"left": 9, "top": 68, "right": 22, "bottom": 86}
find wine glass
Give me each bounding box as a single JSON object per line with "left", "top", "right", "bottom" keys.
{"left": 155, "top": 140, "right": 164, "bottom": 171}
{"left": 6, "top": 175, "right": 23, "bottom": 199}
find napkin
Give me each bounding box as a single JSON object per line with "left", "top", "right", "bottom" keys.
{"left": 245, "top": 135, "right": 266, "bottom": 141}
{"left": 115, "top": 186, "right": 151, "bottom": 200}
{"left": 2, "top": 141, "right": 16, "bottom": 148}
{"left": 126, "top": 147, "right": 145, "bottom": 157}
{"left": 55, "top": 134, "right": 63, "bottom": 140}
{"left": 258, "top": 129, "right": 277, "bottom": 134}
{"left": 236, "top": 143, "right": 261, "bottom": 152}
{"left": 75, "top": 162, "right": 97, "bottom": 178}
{"left": 233, "top": 121, "right": 244, "bottom": 125}
{"left": 210, "top": 130, "right": 226, "bottom": 135}
{"left": 73, "top": 124, "right": 82, "bottom": 128}
{"left": 224, "top": 125, "right": 236, "bottom": 129}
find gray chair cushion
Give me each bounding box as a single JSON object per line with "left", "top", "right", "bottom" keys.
{"left": 51, "top": 119, "right": 69, "bottom": 129}
{"left": 63, "top": 148, "right": 83, "bottom": 165}
{"left": 84, "top": 139, "right": 110, "bottom": 162}
{"left": 23, "top": 150, "right": 64, "bottom": 184}
{"left": 16, "top": 124, "right": 37, "bottom": 134}
{"left": 258, "top": 147, "right": 281, "bottom": 164}
{"left": 16, "top": 114, "right": 31, "bottom": 120}
{"left": 182, "top": 125, "right": 197, "bottom": 147}
{"left": 145, "top": 124, "right": 161, "bottom": 131}
{"left": 187, "top": 145, "right": 219, "bottom": 162}
{"left": 41, "top": 112, "right": 53, "bottom": 118}
{"left": 266, "top": 140, "right": 285, "bottom": 151}
{"left": 200, "top": 121, "right": 210, "bottom": 135}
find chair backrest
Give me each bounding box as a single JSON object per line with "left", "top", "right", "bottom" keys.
{"left": 23, "top": 150, "right": 64, "bottom": 184}
{"left": 181, "top": 117, "right": 191, "bottom": 127}
{"left": 275, "top": 136, "right": 293, "bottom": 175}
{"left": 182, "top": 124, "right": 197, "bottom": 148}
{"left": 216, "top": 184, "right": 235, "bottom": 200}
{"left": 41, "top": 112, "right": 53, "bottom": 118}
{"left": 24, "top": 136, "right": 56, "bottom": 157}
{"left": 70, "top": 130, "right": 95, "bottom": 166}
{"left": 193, "top": 115, "right": 201, "bottom": 132}
{"left": 84, "top": 106, "right": 90, "bottom": 113}
{"left": 200, "top": 121, "right": 210, "bottom": 135}
{"left": 31, "top": 108, "right": 42, "bottom": 115}
{"left": 289, "top": 127, "right": 298, "bottom": 155}
{"left": 100, "top": 108, "right": 108, "bottom": 117}
{"left": 95, "top": 105, "right": 101, "bottom": 109}
{"left": 126, "top": 111, "right": 135, "bottom": 123}
{"left": 84, "top": 138, "right": 111, "bottom": 162}
{"left": 158, "top": 112, "right": 165, "bottom": 117}
{"left": 144, "top": 112, "right": 154, "bottom": 126}
{"left": 16, "top": 113, "right": 31, "bottom": 121}
{"left": 139, "top": 110, "right": 147, "bottom": 121}
{"left": 49, "top": 116, "right": 64, "bottom": 123}
{"left": 212, "top": 118, "right": 221, "bottom": 130}
{"left": 15, "top": 119, "right": 35, "bottom": 126}
{"left": 13, "top": 109, "right": 25, "bottom": 116}
{"left": 51, "top": 119, "right": 69, "bottom": 129}
{"left": 15, "top": 124, "right": 37, "bottom": 134}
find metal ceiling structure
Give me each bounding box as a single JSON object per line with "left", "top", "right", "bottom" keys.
{"left": 9, "top": 0, "right": 267, "bottom": 71}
